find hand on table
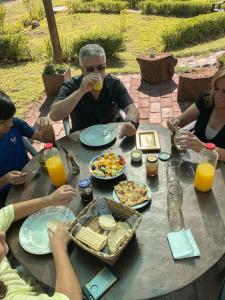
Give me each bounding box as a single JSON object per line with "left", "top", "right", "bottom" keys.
{"left": 48, "top": 185, "right": 76, "bottom": 206}
{"left": 167, "top": 117, "right": 180, "bottom": 132}
{"left": 5, "top": 171, "right": 26, "bottom": 185}
{"left": 119, "top": 122, "right": 136, "bottom": 138}
{"left": 175, "top": 131, "right": 205, "bottom": 153}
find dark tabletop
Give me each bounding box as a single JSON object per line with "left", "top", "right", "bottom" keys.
{"left": 6, "top": 124, "right": 225, "bottom": 300}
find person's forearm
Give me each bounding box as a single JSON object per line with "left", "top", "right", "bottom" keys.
{"left": 50, "top": 89, "right": 85, "bottom": 121}
{"left": 52, "top": 244, "right": 82, "bottom": 300}
{"left": 216, "top": 147, "right": 225, "bottom": 162}
{"left": 176, "top": 103, "right": 200, "bottom": 128}
{"left": 13, "top": 195, "right": 49, "bottom": 221}
{"left": 124, "top": 104, "right": 140, "bottom": 124}
{"left": 0, "top": 175, "right": 8, "bottom": 189}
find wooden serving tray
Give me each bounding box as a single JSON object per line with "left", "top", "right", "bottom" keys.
{"left": 136, "top": 130, "right": 160, "bottom": 151}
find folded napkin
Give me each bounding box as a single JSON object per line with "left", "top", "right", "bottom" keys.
{"left": 167, "top": 229, "right": 200, "bottom": 259}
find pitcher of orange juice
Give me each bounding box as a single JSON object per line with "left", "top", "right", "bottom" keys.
{"left": 43, "top": 143, "right": 67, "bottom": 187}
{"left": 194, "top": 143, "right": 218, "bottom": 192}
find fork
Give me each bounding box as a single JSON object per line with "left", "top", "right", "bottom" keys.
{"left": 101, "top": 125, "right": 118, "bottom": 137}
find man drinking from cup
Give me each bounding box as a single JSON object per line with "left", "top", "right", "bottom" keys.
{"left": 50, "top": 44, "right": 139, "bottom": 138}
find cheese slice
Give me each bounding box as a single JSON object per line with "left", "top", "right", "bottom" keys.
{"left": 98, "top": 215, "right": 117, "bottom": 231}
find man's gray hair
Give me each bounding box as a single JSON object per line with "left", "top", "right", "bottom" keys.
{"left": 79, "top": 44, "right": 106, "bottom": 66}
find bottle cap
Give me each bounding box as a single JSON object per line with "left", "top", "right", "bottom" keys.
{"left": 44, "top": 143, "right": 53, "bottom": 150}
{"left": 147, "top": 155, "right": 158, "bottom": 163}
{"left": 158, "top": 152, "right": 170, "bottom": 161}
{"left": 205, "top": 143, "right": 216, "bottom": 150}
{"left": 79, "top": 178, "right": 90, "bottom": 189}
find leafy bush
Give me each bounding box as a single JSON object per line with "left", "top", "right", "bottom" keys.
{"left": 70, "top": 0, "right": 128, "bottom": 13}
{"left": 162, "top": 12, "right": 225, "bottom": 50}
{"left": 4, "top": 21, "right": 24, "bottom": 34}
{"left": 45, "top": 38, "right": 71, "bottom": 62}
{"left": 43, "top": 63, "right": 69, "bottom": 75}
{"left": 23, "top": 0, "right": 45, "bottom": 21}
{"left": 139, "top": 0, "right": 212, "bottom": 17}
{"left": 97, "top": 0, "right": 129, "bottom": 14}
{"left": 70, "top": 29, "right": 125, "bottom": 63}
{"left": 0, "top": 4, "right": 6, "bottom": 33}
{"left": 0, "top": 34, "right": 31, "bottom": 62}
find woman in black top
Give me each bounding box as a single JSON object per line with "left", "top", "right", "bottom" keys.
{"left": 167, "top": 67, "right": 225, "bottom": 161}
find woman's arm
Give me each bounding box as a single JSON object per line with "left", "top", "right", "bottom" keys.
{"left": 50, "top": 227, "right": 82, "bottom": 300}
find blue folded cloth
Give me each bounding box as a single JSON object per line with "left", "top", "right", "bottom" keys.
{"left": 167, "top": 229, "right": 200, "bottom": 259}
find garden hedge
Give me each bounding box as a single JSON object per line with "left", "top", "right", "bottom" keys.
{"left": 70, "top": 0, "right": 128, "bottom": 13}
{"left": 162, "top": 12, "right": 225, "bottom": 50}
{"left": 139, "top": 0, "right": 212, "bottom": 17}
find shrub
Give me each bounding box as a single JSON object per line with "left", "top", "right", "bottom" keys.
{"left": 4, "top": 21, "right": 24, "bottom": 34}
{"left": 70, "top": 29, "right": 125, "bottom": 63}
{"left": 162, "top": 12, "right": 225, "bottom": 50}
{"left": 23, "top": 0, "right": 45, "bottom": 21}
{"left": 0, "top": 34, "right": 31, "bottom": 62}
{"left": 139, "top": 0, "right": 212, "bottom": 17}
{"left": 97, "top": 0, "right": 129, "bottom": 14}
{"left": 69, "top": 0, "right": 97, "bottom": 13}
{"left": 43, "top": 63, "right": 69, "bottom": 75}
{"left": 0, "top": 4, "right": 6, "bottom": 33}
{"left": 45, "top": 38, "right": 71, "bottom": 62}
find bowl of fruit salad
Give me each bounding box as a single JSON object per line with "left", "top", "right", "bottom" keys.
{"left": 89, "top": 152, "right": 126, "bottom": 180}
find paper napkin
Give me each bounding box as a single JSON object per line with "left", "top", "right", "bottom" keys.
{"left": 167, "top": 229, "right": 200, "bottom": 259}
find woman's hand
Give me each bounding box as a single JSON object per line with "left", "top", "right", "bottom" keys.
{"left": 48, "top": 185, "right": 76, "bottom": 206}
{"left": 176, "top": 131, "right": 205, "bottom": 153}
{"left": 5, "top": 171, "right": 26, "bottom": 185}
{"left": 49, "top": 223, "right": 71, "bottom": 251}
{"left": 167, "top": 118, "right": 180, "bottom": 132}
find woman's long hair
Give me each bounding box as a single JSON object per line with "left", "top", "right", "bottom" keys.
{"left": 0, "top": 280, "right": 7, "bottom": 299}
{"left": 210, "top": 66, "right": 225, "bottom": 106}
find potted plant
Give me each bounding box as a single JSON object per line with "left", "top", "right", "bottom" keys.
{"left": 42, "top": 63, "right": 71, "bottom": 97}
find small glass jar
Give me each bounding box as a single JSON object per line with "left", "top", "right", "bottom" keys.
{"left": 146, "top": 155, "right": 158, "bottom": 176}
{"left": 78, "top": 178, "right": 93, "bottom": 204}
{"left": 131, "top": 149, "right": 142, "bottom": 163}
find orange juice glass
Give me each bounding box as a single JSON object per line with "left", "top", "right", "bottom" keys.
{"left": 45, "top": 156, "right": 67, "bottom": 187}
{"left": 194, "top": 162, "right": 215, "bottom": 192}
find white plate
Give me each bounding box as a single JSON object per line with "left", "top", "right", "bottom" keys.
{"left": 113, "top": 181, "right": 151, "bottom": 210}
{"left": 19, "top": 206, "right": 75, "bottom": 255}
{"left": 89, "top": 153, "right": 126, "bottom": 180}
{"left": 80, "top": 124, "right": 116, "bottom": 147}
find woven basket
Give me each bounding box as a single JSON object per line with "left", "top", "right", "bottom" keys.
{"left": 69, "top": 197, "right": 142, "bottom": 265}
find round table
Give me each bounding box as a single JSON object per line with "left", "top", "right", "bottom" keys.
{"left": 6, "top": 124, "right": 225, "bottom": 300}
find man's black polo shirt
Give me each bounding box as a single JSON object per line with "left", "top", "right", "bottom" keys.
{"left": 56, "top": 74, "right": 133, "bottom": 132}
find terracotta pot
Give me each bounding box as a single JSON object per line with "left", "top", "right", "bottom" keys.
{"left": 42, "top": 67, "right": 71, "bottom": 97}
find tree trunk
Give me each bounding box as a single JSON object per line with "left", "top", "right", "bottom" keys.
{"left": 136, "top": 53, "right": 177, "bottom": 84}
{"left": 42, "top": 0, "right": 63, "bottom": 64}
{"left": 177, "top": 67, "right": 217, "bottom": 102}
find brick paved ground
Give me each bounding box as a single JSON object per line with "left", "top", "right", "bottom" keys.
{"left": 24, "top": 74, "right": 192, "bottom": 151}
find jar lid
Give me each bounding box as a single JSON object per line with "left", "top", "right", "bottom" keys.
{"left": 44, "top": 143, "right": 53, "bottom": 150}
{"left": 158, "top": 152, "right": 170, "bottom": 161}
{"left": 147, "top": 155, "right": 158, "bottom": 163}
{"left": 79, "top": 178, "right": 90, "bottom": 188}
{"left": 205, "top": 143, "right": 216, "bottom": 150}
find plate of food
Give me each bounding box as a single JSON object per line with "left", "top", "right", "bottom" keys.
{"left": 89, "top": 152, "right": 126, "bottom": 180}
{"left": 80, "top": 124, "right": 117, "bottom": 147}
{"left": 19, "top": 206, "right": 75, "bottom": 255}
{"left": 113, "top": 180, "right": 151, "bottom": 209}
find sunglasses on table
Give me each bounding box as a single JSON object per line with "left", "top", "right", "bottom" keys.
{"left": 84, "top": 64, "right": 106, "bottom": 73}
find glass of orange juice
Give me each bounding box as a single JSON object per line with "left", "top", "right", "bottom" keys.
{"left": 93, "top": 75, "right": 103, "bottom": 92}
{"left": 45, "top": 156, "right": 67, "bottom": 187}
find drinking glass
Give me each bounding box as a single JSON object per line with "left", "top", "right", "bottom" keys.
{"left": 167, "top": 182, "right": 183, "bottom": 212}
{"left": 174, "top": 129, "right": 189, "bottom": 151}
{"left": 166, "top": 158, "right": 181, "bottom": 185}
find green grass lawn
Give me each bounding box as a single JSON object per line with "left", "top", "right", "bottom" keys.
{"left": 1, "top": 0, "right": 225, "bottom": 116}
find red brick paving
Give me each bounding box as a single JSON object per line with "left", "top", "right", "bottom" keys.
{"left": 24, "top": 74, "right": 191, "bottom": 151}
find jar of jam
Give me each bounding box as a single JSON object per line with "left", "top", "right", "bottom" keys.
{"left": 131, "top": 149, "right": 142, "bottom": 164}
{"left": 78, "top": 178, "right": 93, "bottom": 204}
{"left": 146, "top": 155, "right": 159, "bottom": 176}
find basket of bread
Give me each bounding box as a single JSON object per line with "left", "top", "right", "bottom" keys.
{"left": 69, "top": 196, "right": 142, "bottom": 265}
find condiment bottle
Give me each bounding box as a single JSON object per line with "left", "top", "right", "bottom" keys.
{"left": 131, "top": 149, "right": 142, "bottom": 163}
{"left": 146, "top": 155, "right": 159, "bottom": 176}
{"left": 43, "top": 143, "right": 67, "bottom": 187}
{"left": 194, "top": 143, "right": 218, "bottom": 192}
{"left": 78, "top": 178, "right": 93, "bottom": 204}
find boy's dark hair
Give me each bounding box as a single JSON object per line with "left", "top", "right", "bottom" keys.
{"left": 0, "top": 91, "right": 16, "bottom": 120}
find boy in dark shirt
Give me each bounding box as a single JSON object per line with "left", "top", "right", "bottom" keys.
{"left": 0, "top": 91, "right": 55, "bottom": 206}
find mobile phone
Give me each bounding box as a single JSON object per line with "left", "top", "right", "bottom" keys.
{"left": 82, "top": 266, "right": 119, "bottom": 300}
